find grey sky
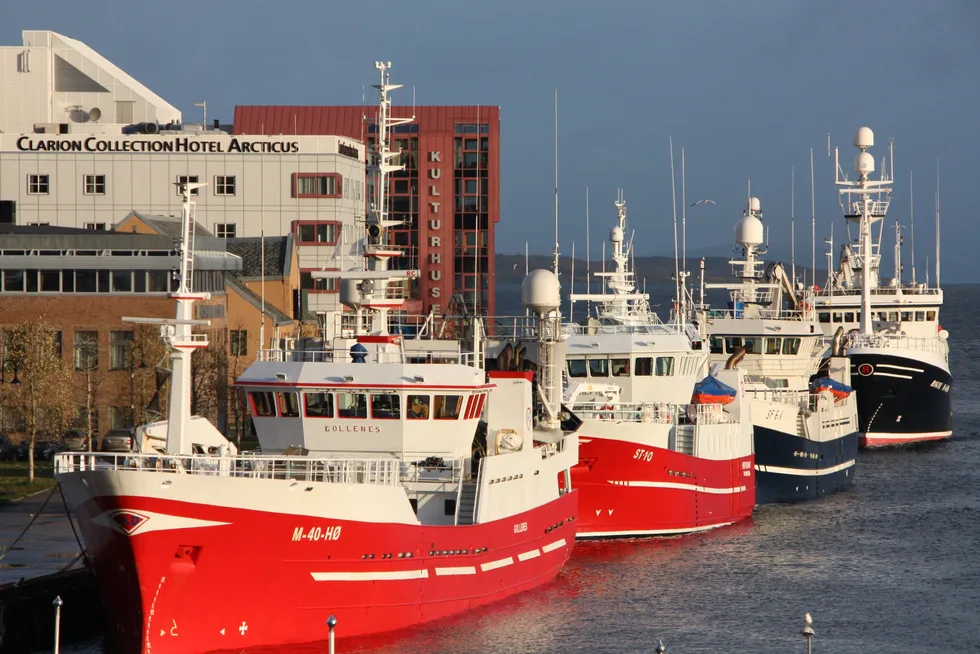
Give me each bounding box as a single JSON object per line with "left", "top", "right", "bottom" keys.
{"left": 5, "top": 0, "right": 978, "bottom": 280}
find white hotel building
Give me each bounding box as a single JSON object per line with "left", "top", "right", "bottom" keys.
{"left": 0, "top": 30, "right": 367, "bottom": 316}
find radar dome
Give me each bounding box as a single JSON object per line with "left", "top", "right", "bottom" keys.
{"left": 736, "top": 215, "right": 764, "bottom": 247}
{"left": 521, "top": 269, "right": 560, "bottom": 315}
{"left": 339, "top": 278, "right": 362, "bottom": 310}
{"left": 854, "top": 126, "right": 874, "bottom": 149}
{"left": 854, "top": 152, "right": 875, "bottom": 175}
{"left": 748, "top": 197, "right": 761, "bottom": 213}
{"left": 610, "top": 226, "right": 624, "bottom": 243}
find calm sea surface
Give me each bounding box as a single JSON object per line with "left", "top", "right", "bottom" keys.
{"left": 58, "top": 284, "right": 980, "bottom": 654}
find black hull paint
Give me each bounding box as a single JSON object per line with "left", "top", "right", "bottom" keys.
{"left": 848, "top": 352, "right": 953, "bottom": 446}
{"left": 754, "top": 426, "right": 859, "bottom": 504}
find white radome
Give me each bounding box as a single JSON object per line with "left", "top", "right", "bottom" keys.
{"left": 854, "top": 151, "right": 875, "bottom": 175}
{"left": 736, "top": 215, "right": 764, "bottom": 247}
{"left": 748, "top": 196, "right": 761, "bottom": 213}
{"left": 854, "top": 126, "right": 874, "bottom": 149}
{"left": 339, "top": 278, "right": 362, "bottom": 310}
{"left": 610, "top": 226, "right": 624, "bottom": 243}
{"left": 521, "top": 269, "right": 561, "bottom": 314}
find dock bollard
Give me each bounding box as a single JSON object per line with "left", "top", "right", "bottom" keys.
{"left": 53, "top": 596, "right": 64, "bottom": 654}
{"left": 801, "top": 612, "right": 815, "bottom": 654}
{"left": 327, "top": 614, "right": 337, "bottom": 654}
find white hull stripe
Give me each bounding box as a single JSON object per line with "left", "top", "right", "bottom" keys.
{"left": 434, "top": 566, "right": 476, "bottom": 576}
{"left": 609, "top": 480, "right": 748, "bottom": 494}
{"left": 541, "top": 538, "right": 567, "bottom": 553}
{"left": 756, "top": 460, "right": 856, "bottom": 476}
{"left": 876, "top": 363, "right": 924, "bottom": 373}
{"left": 311, "top": 569, "right": 429, "bottom": 582}
{"left": 518, "top": 549, "right": 541, "bottom": 562}
{"left": 92, "top": 509, "right": 230, "bottom": 536}
{"left": 863, "top": 430, "right": 952, "bottom": 441}
{"left": 480, "top": 557, "right": 514, "bottom": 572}
{"left": 873, "top": 371, "right": 913, "bottom": 379}
{"left": 579, "top": 522, "right": 732, "bottom": 539}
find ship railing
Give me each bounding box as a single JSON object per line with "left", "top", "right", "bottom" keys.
{"left": 400, "top": 456, "right": 468, "bottom": 484}
{"left": 571, "top": 401, "right": 735, "bottom": 425}
{"left": 256, "top": 344, "right": 469, "bottom": 365}
{"left": 810, "top": 286, "right": 942, "bottom": 298}
{"left": 53, "top": 452, "right": 402, "bottom": 486}
{"left": 560, "top": 321, "right": 687, "bottom": 336}
{"left": 705, "top": 307, "right": 807, "bottom": 321}
{"left": 846, "top": 332, "right": 948, "bottom": 356}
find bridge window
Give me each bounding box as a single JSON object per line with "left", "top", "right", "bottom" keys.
{"left": 915, "top": 311, "right": 925, "bottom": 321}
{"left": 888, "top": 312, "right": 899, "bottom": 322}
{"left": 765, "top": 338, "right": 782, "bottom": 355}
{"left": 742, "top": 338, "right": 762, "bottom": 354}
{"left": 337, "top": 392, "right": 368, "bottom": 418}
{"left": 709, "top": 337, "right": 723, "bottom": 355}
{"left": 278, "top": 392, "right": 300, "bottom": 417}
{"left": 724, "top": 337, "right": 742, "bottom": 353}
{"left": 433, "top": 395, "right": 463, "bottom": 420}
{"left": 588, "top": 359, "right": 608, "bottom": 377}
{"left": 832, "top": 312, "right": 842, "bottom": 323}
{"left": 782, "top": 338, "right": 802, "bottom": 355}
{"left": 655, "top": 357, "right": 674, "bottom": 376}
{"left": 926, "top": 310, "right": 936, "bottom": 321}
{"left": 611, "top": 358, "right": 630, "bottom": 377}
{"left": 818, "top": 312, "right": 830, "bottom": 323}
{"left": 304, "top": 392, "right": 333, "bottom": 418}
{"left": 250, "top": 392, "right": 276, "bottom": 417}
{"left": 407, "top": 395, "right": 430, "bottom": 419}
{"left": 371, "top": 393, "right": 401, "bottom": 419}
{"left": 634, "top": 357, "right": 652, "bottom": 376}
{"left": 844, "top": 312, "right": 855, "bottom": 323}
{"left": 566, "top": 359, "right": 587, "bottom": 378}
{"left": 901, "top": 311, "right": 912, "bottom": 322}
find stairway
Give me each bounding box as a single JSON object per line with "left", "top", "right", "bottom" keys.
{"left": 456, "top": 481, "right": 478, "bottom": 525}
{"left": 797, "top": 411, "right": 808, "bottom": 439}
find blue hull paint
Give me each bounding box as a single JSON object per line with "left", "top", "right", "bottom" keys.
{"left": 754, "top": 426, "right": 859, "bottom": 504}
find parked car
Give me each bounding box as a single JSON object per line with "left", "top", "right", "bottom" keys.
{"left": 0, "top": 433, "right": 17, "bottom": 461}
{"left": 63, "top": 429, "right": 89, "bottom": 451}
{"left": 101, "top": 429, "right": 133, "bottom": 453}
{"left": 16, "top": 438, "right": 63, "bottom": 461}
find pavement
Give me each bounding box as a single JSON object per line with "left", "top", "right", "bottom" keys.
{"left": 0, "top": 486, "right": 86, "bottom": 585}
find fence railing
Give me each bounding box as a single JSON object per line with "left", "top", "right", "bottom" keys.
{"left": 570, "top": 401, "right": 733, "bottom": 425}
{"left": 846, "top": 333, "right": 948, "bottom": 357}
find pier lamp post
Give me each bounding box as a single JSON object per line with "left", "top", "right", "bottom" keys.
{"left": 801, "top": 612, "right": 815, "bottom": 654}
{"left": 327, "top": 614, "right": 337, "bottom": 654}
{"left": 129, "top": 344, "right": 148, "bottom": 428}
{"left": 52, "top": 595, "right": 63, "bottom": 654}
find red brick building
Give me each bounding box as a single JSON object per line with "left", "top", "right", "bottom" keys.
{"left": 233, "top": 106, "right": 500, "bottom": 317}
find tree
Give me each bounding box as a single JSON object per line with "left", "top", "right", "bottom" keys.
{"left": 130, "top": 325, "right": 169, "bottom": 428}
{"left": 191, "top": 328, "right": 229, "bottom": 430}
{"left": 3, "top": 317, "right": 74, "bottom": 481}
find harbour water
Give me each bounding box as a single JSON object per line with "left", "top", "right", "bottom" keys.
{"left": 53, "top": 284, "right": 980, "bottom": 653}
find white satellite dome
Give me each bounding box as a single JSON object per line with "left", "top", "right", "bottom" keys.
{"left": 748, "top": 196, "right": 761, "bottom": 214}
{"left": 854, "top": 126, "right": 874, "bottom": 149}
{"left": 736, "top": 215, "right": 764, "bottom": 247}
{"left": 339, "top": 278, "right": 362, "bottom": 310}
{"left": 854, "top": 151, "right": 875, "bottom": 175}
{"left": 521, "top": 269, "right": 561, "bottom": 315}
{"left": 610, "top": 226, "right": 624, "bottom": 243}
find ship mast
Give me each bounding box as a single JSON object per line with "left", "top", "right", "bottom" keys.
{"left": 315, "top": 61, "right": 418, "bottom": 336}
{"left": 124, "top": 182, "right": 212, "bottom": 455}
{"left": 834, "top": 126, "right": 892, "bottom": 336}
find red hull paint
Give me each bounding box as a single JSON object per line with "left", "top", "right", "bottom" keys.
{"left": 570, "top": 436, "right": 754, "bottom": 537}
{"left": 860, "top": 431, "right": 952, "bottom": 447}
{"left": 72, "top": 491, "right": 577, "bottom": 654}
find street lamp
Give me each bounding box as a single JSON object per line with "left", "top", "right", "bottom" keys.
{"left": 129, "top": 344, "right": 147, "bottom": 428}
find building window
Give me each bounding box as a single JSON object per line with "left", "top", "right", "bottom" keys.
{"left": 109, "top": 406, "right": 133, "bottom": 430}
{"left": 214, "top": 175, "right": 236, "bottom": 196}
{"left": 230, "top": 330, "right": 248, "bottom": 356}
{"left": 295, "top": 221, "right": 340, "bottom": 245}
{"left": 53, "top": 331, "right": 62, "bottom": 358}
{"left": 292, "top": 173, "right": 341, "bottom": 199}
{"left": 84, "top": 223, "right": 107, "bottom": 231}
{"left": 215, "top": 223, "right": 237, "bottom": 238}
{"left": 300, "top": 270, "right": 338, "bottom": 293}
{"left": 176, "top": 175, "right": 200, "bottom": 195}
{"left": 83, "top": 174, "right": 106, "bottom": 195}
{"left": 28, "top": 174, "right": 50, "bottom": 195}
{"left": 74, "top": 330, "right": 99, "bottom": 371}
{"left": 109, "top": 330, "right": 133, "bottom": 370}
